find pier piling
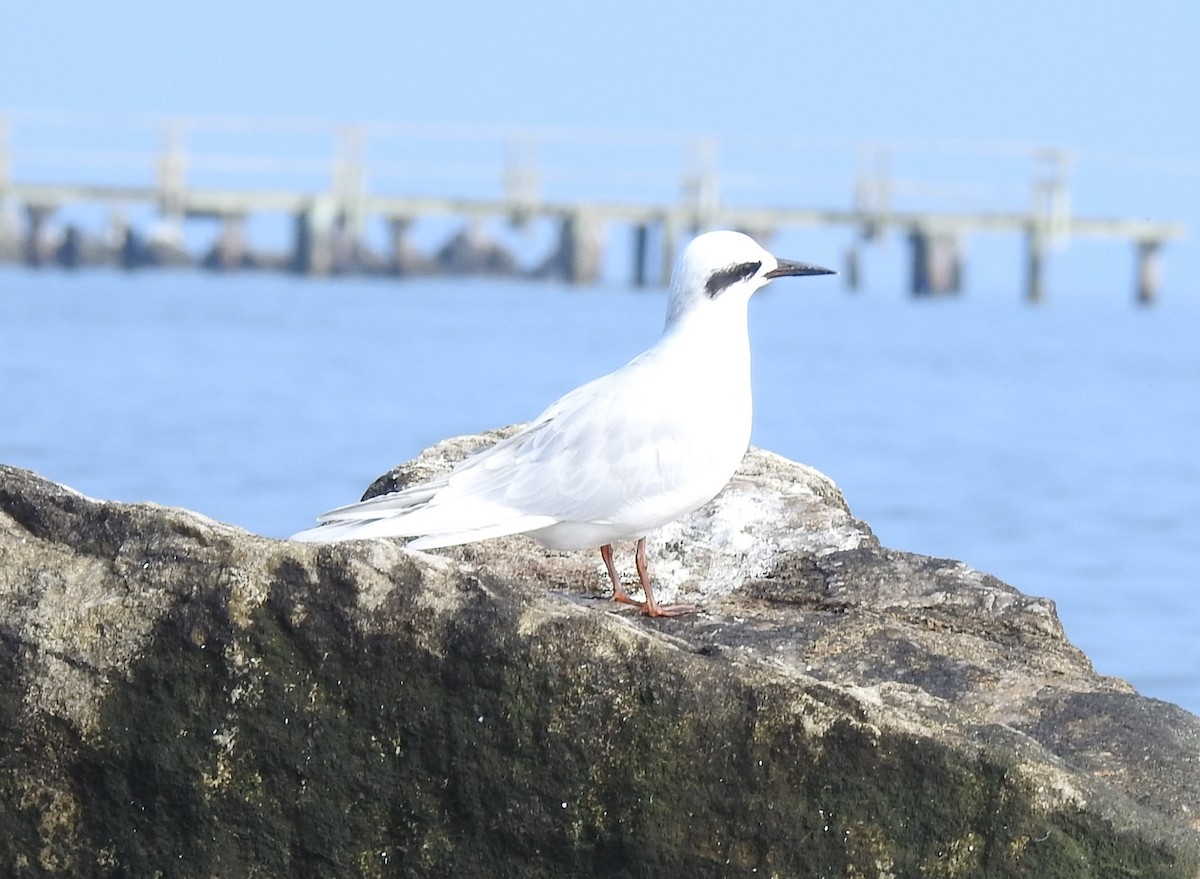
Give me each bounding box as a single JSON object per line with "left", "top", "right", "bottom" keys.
{"left": 388, "top": 217, "right": 419, "bottom": 275}
{"left": 206, "top": 214, "right": 247, "bottom": 270}
{"left": 292, "top": 197, "right": 337, "bottom": 276}
{"left": 632, "top": 224, "right": 651, "bottom": 288}
{"left": 553, "top": 212, "right": 603, "bottom": 284}
{"left": 1025, "top": 229, "right": 1046, "bottom": 304}
{"left": 659, "top": 214, "right": 682, "bottom": 288}
{"left": 23, "top": 204, "right": 54, "bottom": 267}
{"left": 909, "top": 228, "right": 962, "bottom": 297}
{"left": 1136, "top": 240, "right": 1163, "bottom": 306}
{"left": 844, "top": 245, "right": 861, "bottom": 291}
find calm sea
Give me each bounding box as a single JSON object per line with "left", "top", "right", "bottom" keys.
{"left": 2, "top": 267, "right": 1197, "bottom": 714}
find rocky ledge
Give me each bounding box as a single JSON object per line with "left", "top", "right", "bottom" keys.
{"left": 1, "top": 430, "right": 1197, "bottom": 877}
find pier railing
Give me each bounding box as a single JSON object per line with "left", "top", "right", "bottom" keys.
{"left": 0, "top": 111, "right": 1187, "bottom": 302}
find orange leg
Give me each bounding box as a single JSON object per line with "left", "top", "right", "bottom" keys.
{"left": 599, "top": 543, "right": 645, "bottom": 609}
{"left": 634, "top": 537, "right": 697, "bottom": 618}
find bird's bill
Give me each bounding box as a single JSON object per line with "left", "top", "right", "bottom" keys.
{"left": 764, "top": 259, "right": 836, "bottom": 279}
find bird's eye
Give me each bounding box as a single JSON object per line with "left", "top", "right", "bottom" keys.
{"left": 705, "top": 261, "right": 763, "bottom": 297}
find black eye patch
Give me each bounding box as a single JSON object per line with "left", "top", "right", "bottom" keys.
{"left": 705, "top": 260, "right": 763, "bottom": 297}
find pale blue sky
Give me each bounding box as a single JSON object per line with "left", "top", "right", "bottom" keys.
{"left": 2, "top": 1, "right": 1191, "bottom": 143}
{"left": 0, "top": 2, "right": 1190, "bottom": 142}
{"left": 2, "top": 1, "right": 1198, "bottom": 291}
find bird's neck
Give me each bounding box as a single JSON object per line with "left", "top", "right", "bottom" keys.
{"left": 656, "top": 297, "right": 755, "bottom": 455}
{"left": 659, "top": 298, "right": 752, "bottom": 377}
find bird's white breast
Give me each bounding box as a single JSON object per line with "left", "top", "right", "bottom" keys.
{"left": 528, "top": 304, "right": 754, "bottom": 550}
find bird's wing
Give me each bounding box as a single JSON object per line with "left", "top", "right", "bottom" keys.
{"left": 441, "top": 351, "right": 702, "bottom": 525}
{"left": 297, "top": 348, "right": 709, "bottom": 542}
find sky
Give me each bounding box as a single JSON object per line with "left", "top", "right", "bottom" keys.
{"left": 0, "top": 1, "right": 1190, "bottom": 145}
{"left": 1, "top": 2, "right": 1197, "bottom": 293}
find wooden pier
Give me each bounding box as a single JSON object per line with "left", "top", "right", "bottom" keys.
{"left": 0, "top": 112, "right": 1186, "bottom": 303}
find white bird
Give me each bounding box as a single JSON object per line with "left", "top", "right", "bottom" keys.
{"left": 292, "top": 230, "right": 834, "bottom": 616}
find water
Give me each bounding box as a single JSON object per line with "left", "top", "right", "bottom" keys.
{"left": 2, "top": 268, "right": 1197, "bottom": 714}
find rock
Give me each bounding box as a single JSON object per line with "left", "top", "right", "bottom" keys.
{"left": 1, "top": 433, "right": 1197, "bottom": 877}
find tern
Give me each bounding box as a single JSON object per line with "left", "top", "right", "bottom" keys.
{"left": 292, "top": 230, "right": 834, "bottom": 616}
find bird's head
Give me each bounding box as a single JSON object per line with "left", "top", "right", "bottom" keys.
{"left": 664, "top": 230, "right": 834, "bottom": 330}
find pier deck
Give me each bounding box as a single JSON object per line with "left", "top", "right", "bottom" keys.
{"left": 0, "top": 113, "right": 1186, "bottom": 302}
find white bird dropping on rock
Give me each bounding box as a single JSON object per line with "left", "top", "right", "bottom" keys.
{"left": 292, "top": 230, "right": 834, "bottom": 616}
